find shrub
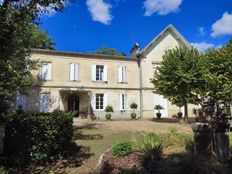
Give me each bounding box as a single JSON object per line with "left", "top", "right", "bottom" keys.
{"left": 130, "top": 113, "right": 137, "bottom": 120}
{"left": 130, "top": 103, "right": 138, "bottom": 110}
{"left": 135, "top": 133, "right": 163, "bottom": 161}
{"left": 3, "top": 110, "right": 75, "bottom": 165}
{"left": 112, "top": 142, "right": 132, "bottom": 156}
{"left": 130, "top": 103, "right": 138, "bottom": 119}
{"left": 162, "top": 127, "right": 193, "bottom": 148}
{"left": 105, "top": 105, "right": 113, "bottom": 120}
{"left": 0, "top": 166, "right": 7, "bottom": 174}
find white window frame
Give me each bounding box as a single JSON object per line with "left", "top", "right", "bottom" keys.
{"left": 41, "top": 62, "right": 52, "bottom": 80}
{"left": 92, "top": 65, "right": 108, "bottom": 82}
{"left": 40, "top": 93, "right": 51, "bottom": 113}
{"left": 70, "top": 63, "right": 79, "bottom": 81}
{"left": 119, "top": 93, "right": 126, "bottom": 111}
{"left": 95, "top": 93, "right": 104, "bottom": 110}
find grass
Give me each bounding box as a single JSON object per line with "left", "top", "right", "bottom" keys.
{"left": 74, "top": 123, "right": 193, "bottom": 173}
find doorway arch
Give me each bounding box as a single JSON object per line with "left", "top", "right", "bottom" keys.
{"left": 67, "top": 94, "right": 79, "bottom": 114}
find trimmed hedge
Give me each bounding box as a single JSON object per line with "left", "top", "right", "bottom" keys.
{"left": 3, "top": 110, "right": 75, "bottom": 165}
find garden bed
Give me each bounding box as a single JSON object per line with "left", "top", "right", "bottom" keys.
{"left": 96, "top": 148, "right": 144, "bottom": 174}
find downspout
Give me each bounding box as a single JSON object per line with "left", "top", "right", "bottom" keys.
{"left": 137, "top": 55, "right": 143, "bottom": 118}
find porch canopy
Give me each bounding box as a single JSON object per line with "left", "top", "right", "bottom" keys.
{"left": 59, "top": 88, "right": 92, "bottom": 118}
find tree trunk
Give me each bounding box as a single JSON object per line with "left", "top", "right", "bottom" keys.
{"left": 184, "top": 103, "right": 188, "bottom": 122}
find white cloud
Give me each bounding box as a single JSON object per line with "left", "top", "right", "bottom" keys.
{"left": 86, "top": 0, "right": 112, "bottom": 25}
{"left": 211, "top": 12, "right": 232, "bottom": 38}
{"left": 0, "top": 0, "right": 3, "bottom": 5}
{"left": 143, "top": 0, "right": 183, "bottom": 16}
{"left": 198, "top": 27, "right": 205, "bottom": 36}
{"left": 191, "top": 41, "right": 221, "bottom": 52}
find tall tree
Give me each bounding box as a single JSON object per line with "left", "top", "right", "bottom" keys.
{"left": 201, "top": 39, "right": 232, "bottom": 103}
{"left": 151, "top": 47, "right": 202, "bottom": 121}
{"left": 95, "top": 47, "right": 126, "bottom": 56}
{"left": 31, "top": 25, "right": 56, "bottom": 50}
{"left": 0, "top": 0, "right": 72, "bottom": 101}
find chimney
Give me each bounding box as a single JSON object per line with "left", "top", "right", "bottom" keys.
{"left": 130, "top": 42, "right": 140, "bottom": 57}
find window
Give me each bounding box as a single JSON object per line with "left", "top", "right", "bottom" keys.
{"left": 92, "top": 65, "right": 108, "bottom": 82}
{"left": 40, "top": 93, "right": 51, "bottom": 113}
{"left": 41, "top": 62, "right": 52, "bottom": 80}
{"left": 70, "top": 63, "right": 79, "bottom": 81}
{"left": 118, "top": 66, "right": 126, "bottom": 83}
{"left": 119, "top": 93, "right": 126, "bottom": 111}
{"left": 96, "top": 94, "right": 104, "bottom": 110}
{"left": 96, "top": 65, "right": 104, "bottom": 81}
{"left": 16, "top": 94, "right": 27, "bottom": 110}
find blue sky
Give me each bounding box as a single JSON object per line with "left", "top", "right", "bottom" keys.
{"left": 39, "top": 0, "right": 232, "bottom": 55}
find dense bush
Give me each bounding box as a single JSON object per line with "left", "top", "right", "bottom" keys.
{"left": 3, "top": 110, "right": 75, "bottom": 165}
{"left": 0, "top": 166, "right": 7, "bottom": 174}
{"left": 112, "top": 142, "right": 133, "bottom": 156}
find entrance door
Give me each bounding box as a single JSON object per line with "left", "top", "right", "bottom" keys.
{"left": 154, "top": 94, "right": 168, "bottom": 117}
{"left": 68, "top": 94, "right": 79, "bottom": 116}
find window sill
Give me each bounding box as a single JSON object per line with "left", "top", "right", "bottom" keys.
{"left": 118, "top": 82, "right": 128, "bottom": 84}
{"left": 69, "top": 80, "right": 81, "bottom": 82}
{"left": 92, "top": 81, "right": 108, "bottom": 83}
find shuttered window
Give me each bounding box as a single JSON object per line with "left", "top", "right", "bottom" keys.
{"left": 95, "top": 93, "right": 108, "bottom": 110}
{"left": 41, "top": 62, "right": 52, "bottom": 80}
{"left": 92, "top": 65, "right": 108, "bottom": 82}
{"left": 40, "top": 93, "right": 51, "bottom": 113}
{"left": 118, "top": 66, "right": 126, "bottom": 83}
{"left": 70, "top": 63, "right": 79, "bottom": 81}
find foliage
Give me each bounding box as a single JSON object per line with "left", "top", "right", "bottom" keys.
{"left": 112, "top": 142, "right": 132, "bottom": 157}
{"left": 154, "top": 105, "right": 163, "bottom": 112}
{"left": 151, "top": 47, "right": 202, "bottom": 119}
{"left": 135, "top": 133, "right": 163, "bottom": 161}
{"left": 130, "top": 103, "right": 138, "bottom": 110}
{"left": 105, "top": 105, "right": 114, "bottom": 113}
{"left": 30, "top": 25, "right": 56, "bottom": 50}
{"left": 130, "top": 113, "right": 137, "bottom": 120}
{"left": 0, "top": 0, "right": 72, "bottom": 100}
{"left": 95, "top": 47, "right": 126, "bottom": 56}
{"left": 0, "top": 166, "right": 7, "bottom": 174}
{"left": 3, "top": 110, "right": 75, "bottom": 166}
{"left": 161, "top": 127, "right": 193, "bottom": 148}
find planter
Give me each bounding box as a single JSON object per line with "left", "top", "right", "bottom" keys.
{"left": 177, "top": 112, "right": 183, "bottom": 118}
{"left": 105, "top": 114, "right": 112, "bottom": 120}
{"left": 156, "top": 113, "right": 161, "bottom": 119}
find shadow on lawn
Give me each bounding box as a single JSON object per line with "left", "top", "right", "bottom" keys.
{"left": 73, "top": 125, "right": 103, "bottom": 141}
{"left": 150, "top": 117, "right": 196, "bottom": 124}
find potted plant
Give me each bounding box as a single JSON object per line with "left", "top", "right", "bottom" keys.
{"left": 154, "top": 105, "right": 164, "bottom": 119}
{"left": 177, "top": 107, "right": 183, "bottom": 118}
{"left": 105, "top": 105, "right": 114, "bottom": 120}
{"left": 130, "top": 102, "right": 138, "bottom": 120}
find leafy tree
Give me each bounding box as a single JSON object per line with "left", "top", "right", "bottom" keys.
{"left": 95, "top": 47, "right": 126, "bottom": 56}
{"left": 0, "top": 0, "right": 72, "bottom": 101}
{"left": 201, "top": 39, "right": 232, "bottom": 103}
{"left": 151, "top": 47, "right": 202, "bottom": 121}
{"left": 31, "top": 25, "right": 55, "bottom": 50}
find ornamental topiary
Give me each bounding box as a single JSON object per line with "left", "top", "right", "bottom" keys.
{"left": 112, "top": 142, "right": 133, "bottom": 156}
{"left": 130, "top": 102, "right": 138, "bottom": 120}
{"left": 105, "top": 105, "right": 114, "bottom": 120}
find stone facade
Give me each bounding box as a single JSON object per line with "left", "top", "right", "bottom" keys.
{"left": 16, "top": 24, "right": 197, "bottom": 119}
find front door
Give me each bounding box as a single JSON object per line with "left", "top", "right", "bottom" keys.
{"left": 154, "top": 93, "right": 168, "bottom": 117}
{"left": 68, "top": 94, "right": 79, "bottom": 116}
